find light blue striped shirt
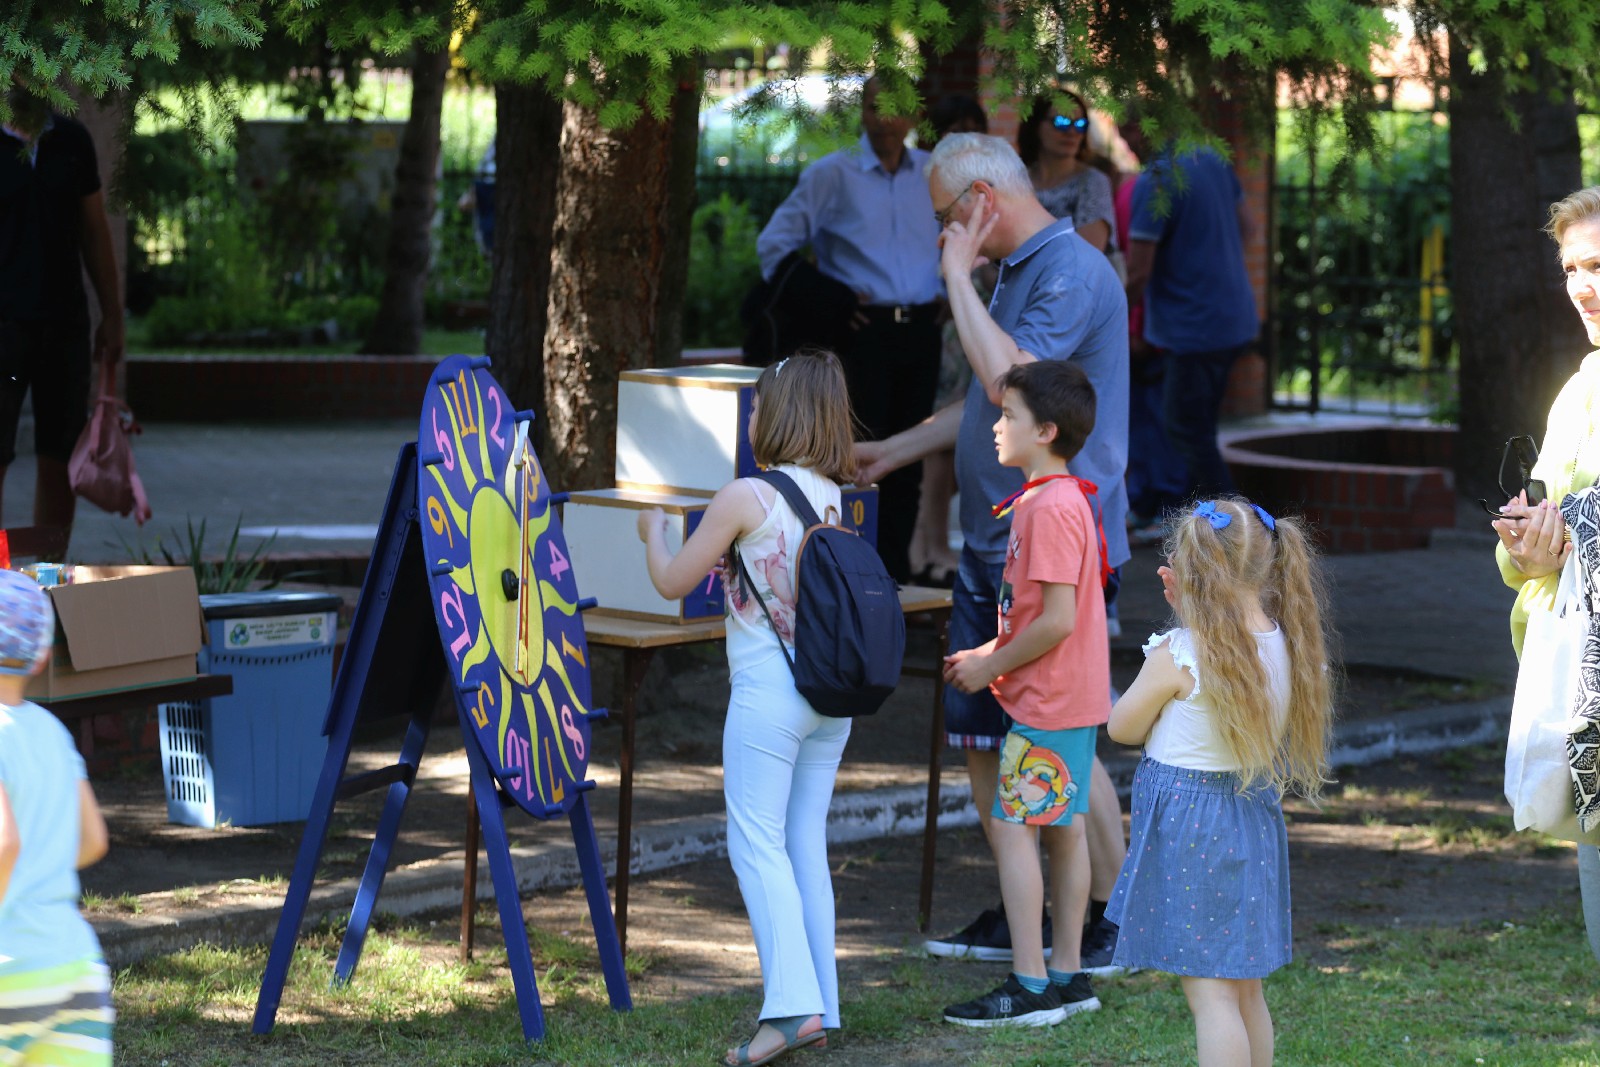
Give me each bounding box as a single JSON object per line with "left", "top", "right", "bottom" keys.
{"left": 757, "top": 134, "right": 944, "bottom": 306}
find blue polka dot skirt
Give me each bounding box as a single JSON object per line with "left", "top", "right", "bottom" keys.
{"left": 1106, "top": 756, "right": 1292, "bottom": 979}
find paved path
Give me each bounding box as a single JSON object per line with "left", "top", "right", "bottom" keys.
{"left": 8, "top": 420, "right": 408, "bottom": 561}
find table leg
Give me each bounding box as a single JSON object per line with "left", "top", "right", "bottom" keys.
{"left": 460, "top": 792, "right": 480, "bottom": 962}
{"left": 919, "top": 611, "right": 951, "bottom": 932}
{"left": 614, "top": 646, "right": 656, "bottom": 956}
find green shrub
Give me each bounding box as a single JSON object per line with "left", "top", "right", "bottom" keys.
{"left": 682, "top": 194, "right": 761, "bottom": 349}
{"left": 285, "top": 293, "right": 379, "bottom": 339}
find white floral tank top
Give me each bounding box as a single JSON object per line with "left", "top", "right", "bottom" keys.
{"left": 724, "top": 464, "right": 842, "bottom": 675}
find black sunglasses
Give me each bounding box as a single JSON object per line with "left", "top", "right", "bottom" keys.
{"left": 1477, "top": 434, "right": 1546, "bottom": 518}
{"left": 1052, "top": 115, "right": 1090, "bottom": 132}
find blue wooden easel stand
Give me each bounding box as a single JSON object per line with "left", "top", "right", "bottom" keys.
{"left": 251, "top": 443, "right": 630, "bottom": 1043}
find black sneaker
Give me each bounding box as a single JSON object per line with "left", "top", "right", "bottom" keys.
{"left": 942, "top": 975, "right": 1066, "bottom": 1028}
{"left": 1054, "top": 972, "right": 1103, "bottom": 1018}
{"left": 923, "top": 907, "right": 1054, "bottom": 961}
{"left": 1079, "top": 919, "right": 1138, "bottom": 978}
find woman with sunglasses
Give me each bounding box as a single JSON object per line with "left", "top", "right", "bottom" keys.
{"left": 1016, "top": 87, "right": 1116, "bottom": 254}
{"left": 1494, "top": 186, "right": 1600, "bottom": 962}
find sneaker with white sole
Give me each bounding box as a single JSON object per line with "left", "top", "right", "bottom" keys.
{"left": 943, "top": 975, "right": 1066, "bottom": 1028}
{"left": 1054, "top": 972, "right": 1103, "bottom": 1018}
{"left": 923, "top": 906, "right": 1053, "bottom": 961}
{"left": 1080, "top": 919, "right": 1139, "bottom": 978}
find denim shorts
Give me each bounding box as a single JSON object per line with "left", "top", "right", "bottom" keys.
{"left": 944, "top": 545, "right": 1009, "bottom": 749}
{"left": 944, "top": 547, "right": 1120, "bottom": 750}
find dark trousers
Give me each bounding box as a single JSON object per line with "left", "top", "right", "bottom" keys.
{"left": 1127, "top": 351, "right": 1189, "bottom": 519}
{"left": 1161, "top": 344, "right": 1248, "bottom": 499}
{"left": 839, "top": 315, "right": 941, "bottom": 583}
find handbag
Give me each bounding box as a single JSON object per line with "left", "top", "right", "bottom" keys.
{"left": 68, "top": 360, "right": 152, "bottom": 525}
{"left": 1505, "top": 551, "right": 1600, "bottom": 843}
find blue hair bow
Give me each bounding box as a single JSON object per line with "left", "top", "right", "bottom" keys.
{"left": 1194, "top": 500, "right": 1277, "bottom": 533}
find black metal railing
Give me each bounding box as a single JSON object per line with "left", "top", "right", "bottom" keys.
{"left": 1270, "top": 111, "right": 1454, "bottom": 418}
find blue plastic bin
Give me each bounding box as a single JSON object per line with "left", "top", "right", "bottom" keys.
{"left": 158, "top": 591, "right": 342, "bottom": 828}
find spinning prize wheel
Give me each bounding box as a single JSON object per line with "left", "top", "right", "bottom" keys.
{"left": 416, "top": 354, "right": 596, "bottom": 818}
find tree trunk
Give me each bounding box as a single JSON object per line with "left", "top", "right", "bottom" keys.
{"left": 485, "top": 83, "right": 563, "bottom": 454}
{"left": 652, "top": 62, "right": 703, "bottom": 368}
{"left": 362, "top": 38, "right": 450, "bottom": 355}
{"left": 1450, "top": 36, "right": 1586, "bottom": 499}
{"left": 542, "top": 103, "right": 676, "bottom": 492}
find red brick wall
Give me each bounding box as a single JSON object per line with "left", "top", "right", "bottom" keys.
{"left": 1225, "top": 427, "right": 1457, "bottom": 552}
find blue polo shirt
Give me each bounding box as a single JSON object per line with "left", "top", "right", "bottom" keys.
{"left": 956, "top": 219, "right": 1131, "bottom": 567}
{"left": 756, "top": 134, "right": 944, "bottom": 306}
{"left": 1128, "top": 148, "right": 1258, "bottom": 354}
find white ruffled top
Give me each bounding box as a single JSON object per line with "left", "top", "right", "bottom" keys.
{"left": 722, "top": 465, "right": 842, "bottom": 677}
{"left": 1141, "top": 626, "right": 1292, "bottom": 772}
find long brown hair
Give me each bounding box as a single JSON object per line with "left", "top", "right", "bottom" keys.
{"left": 750, "top": 350, "right": 857, "bottom": 483}
{"left": 1164, "top": 497, "right": 1337, "bottom": 798}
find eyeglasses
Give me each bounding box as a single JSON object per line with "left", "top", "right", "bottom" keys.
{"left": 934, "top": 181, "right": 975, "bottom": 226}
{"left": 1052, "top": 115, "right": 1090, "bottom": 132}
{"left": 1477, "top": 434, "right": 1547, "bottom": 517}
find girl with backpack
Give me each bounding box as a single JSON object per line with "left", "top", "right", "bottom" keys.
{"left": 637, "top": 351, "right": 858, "bottom": 1067}
{"left": 1106, "top": 498, "right": 1335, "bottom": 1066}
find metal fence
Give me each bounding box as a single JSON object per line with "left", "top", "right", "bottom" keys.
{"left": 1270, "top": 111, "right": 1454, "bottom": 417}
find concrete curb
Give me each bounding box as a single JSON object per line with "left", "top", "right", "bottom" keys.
{"left": 93, "top": 694, "right": 1513, "bottom": 968}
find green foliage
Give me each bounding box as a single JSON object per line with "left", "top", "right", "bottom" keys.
{"left": 119, "top": 516, "right": 278, "bottom": 595}
{"left": 460, "top": 1, "right": 959, "bottom": 125}
{"left": 683, "top": 194, "right": 761, "bottom": 349}
{"left": 137, "top": 167, "right": 278, "bottom": 343}
{"left": 0, "top": 0, "right": 268, "bottom": 122}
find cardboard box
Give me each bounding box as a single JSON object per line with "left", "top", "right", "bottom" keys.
{"left": 564, "top": 484, "right": 879, "bottom": 624}
{"left": 26, "top": 566, "right": 204, "bottom": 700}
{"left": 614, "top": 364, "right": 761, "bottom": 496}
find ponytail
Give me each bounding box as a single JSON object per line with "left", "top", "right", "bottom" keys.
{"left": 1267, "top": 514, "right": 1337, "bottom": 799}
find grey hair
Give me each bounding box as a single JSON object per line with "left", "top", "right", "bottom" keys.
{"left": 1549, "top": 187, "right": 1600, "bottom": 248}
{"left": 926, "top": 133, "right": 1032, "bottom": 198}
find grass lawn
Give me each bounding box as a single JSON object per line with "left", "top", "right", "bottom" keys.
{"left": 114, "top": 909, "right": 1600, "bottom": 1066}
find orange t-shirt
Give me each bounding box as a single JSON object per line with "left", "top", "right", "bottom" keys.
{"left": 991, "top": 477, "right": 1111, "bottom": 730}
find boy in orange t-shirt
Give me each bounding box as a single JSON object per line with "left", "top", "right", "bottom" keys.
{"left": 942, "top": 359, "right": 1110, "bottom": 1028}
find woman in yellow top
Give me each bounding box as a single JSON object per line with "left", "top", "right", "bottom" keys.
{"left": 1494, "top": 185, "right": 1600, "bottom": 961}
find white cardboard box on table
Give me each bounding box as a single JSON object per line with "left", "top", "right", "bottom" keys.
{"left": 614, "top": 365, "right": 761, "bottom": 497}
{"left": 563, "top": 484, "right": 880, "bottom": 625}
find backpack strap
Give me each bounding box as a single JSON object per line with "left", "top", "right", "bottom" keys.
{"left": 731, "top": 541, "right": 797, "bottom": 674}
{"left": 753, "top": 469, "right": 825, "bottom": 528}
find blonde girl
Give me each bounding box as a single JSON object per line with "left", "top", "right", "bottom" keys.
{"left": 1106, "top": 497, "right": 1334, "bottom": 1067}
{"left": 637, "top": 352, "right": 857, "bottom": 1067}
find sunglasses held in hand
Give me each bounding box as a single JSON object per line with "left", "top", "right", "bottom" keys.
{"left": 1478, "top": 435, "right": 1547, "bottom": 518}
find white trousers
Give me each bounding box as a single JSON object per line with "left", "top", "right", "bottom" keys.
{"left": 723, "top": 654, "right": 852, "bottom": 1028}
